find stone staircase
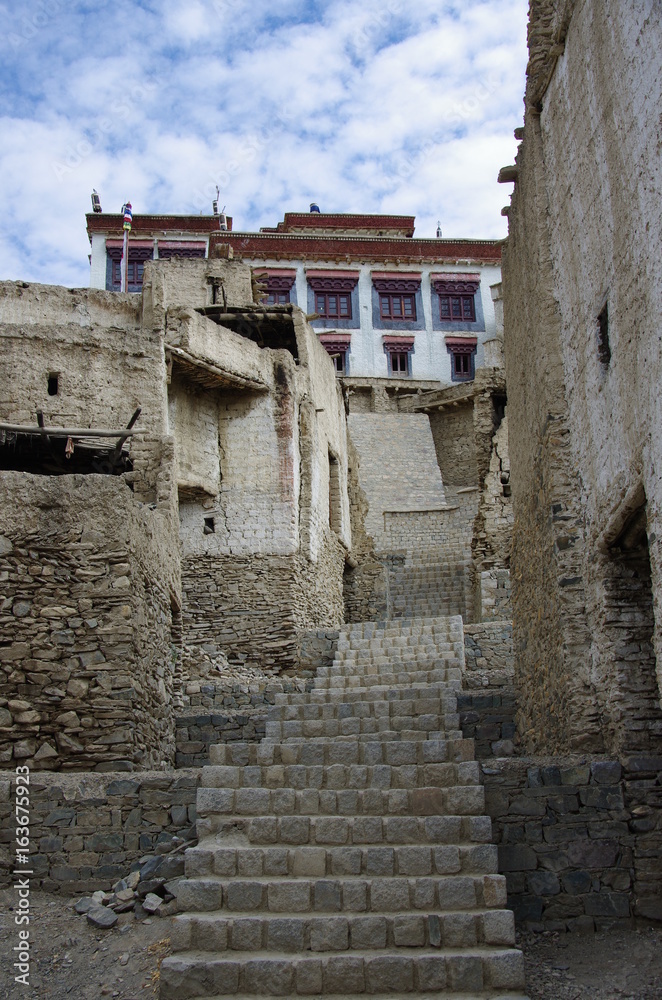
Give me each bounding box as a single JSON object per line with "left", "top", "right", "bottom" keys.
{"left": 389, "top": 562, "right": 471, "bottom": 621}
{"left": 160, "top": 615, "right": 527, "bottom": 999}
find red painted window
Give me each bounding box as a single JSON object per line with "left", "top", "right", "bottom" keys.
{"left": 112, "top": 259, "right": 146, "bottom": 290}
{"left": 389, "top": 351, "right": 410, "bottom": 375}
{"left": 266, "top": 290, "right": 290, "bottom": 305}
{"left": 380, "top": 293, "right": 416, "bottom": 321}
{"left": 315, "top": 292, "right": 351, "bottom": 319}
{"left": 439, "top": 294, "right": 475, "bottom": 322}
{"left": 454, "top": 353, "right": 471, "bottom": 377}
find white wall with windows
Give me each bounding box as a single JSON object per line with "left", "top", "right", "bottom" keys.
{"left": 254, "top": 259, "right": 501, "bottom": 385}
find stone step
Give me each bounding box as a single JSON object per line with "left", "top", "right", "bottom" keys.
{"left": 323, "top": 659, "right": 460, "bottom": 674}
{"left": 159, "top": 947, "right": 526, "bottom": 997}
{"left": 267, "top": 696, "right": 458, "bottom": 721}
{"left": 262, "top": 730, "right": 465, "bottom": 745}
{"left": 278, "top": 686, "right": 462, "bottom": 708}
{"left": 194, "top": 783, "right": 485, "bottom": 821}
{"left": 172, "top": 872, "right": 503, "bottom": 915}
{"left": 311, "top": 668, "right": 462, "bottom": 689}
{"left": 200, "top": 759, "right": 480, "bottom": 793}
{"left": 208, "top": 738, "right": 477, "bottom": 768}
{"left": 185, "top": 843, "right": 500, "bottom": 882}
{"left": 265, "top": 729, "right": 462, "bottom": 743}
{"left": 195, "top": 813, "right": 493, "bottom": 849}
{"left": 170, "top": 907, "right": 516, "bottom": 953}
{"left": 263, "top": 714, "right": 459, "bottom": 740}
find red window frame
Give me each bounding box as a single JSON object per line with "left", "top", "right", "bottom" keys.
{"left": 453, "top": 352, "right": 472, "bottom": 378}
{"left": 315, "top": 291, "right": 352, "bottom": 319}
{"left": 380, "top": 293, "right": 416, "bottom": 321}
{"left": 439, "top": 293, "right": 475, "bottom": 322}
{"left": 112, "top": 259, "right": 146, "bottom": 290}
{"left": 266, "top": 290, "right": 290, "bottom": 305}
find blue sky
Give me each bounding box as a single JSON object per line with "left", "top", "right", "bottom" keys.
{"left": 0, "top": 0, "right": 528, "bottom": 287}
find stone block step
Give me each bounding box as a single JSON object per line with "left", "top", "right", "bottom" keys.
{"left": 196, "top": 810, "right": 491, "bottom": 848}
{"left": 267, "top": 696, "right": 457, "bottom": 721}
{"left": 159, "top": 947, "right": 526, "bottom": 997}
{"left": 208, "top": 738, "right": 477, "bottom": 768}
{"left": 185, "top": 843, "right": 500, "bottom": 882}
{"left": 172, "top": 872, "right": 504, "bottom": 915}
{"left": 272, "top": 684, "right": 459, "bottom": 707}
{"left": 311, "top": 668, "right": 462, "bottom": 689}
{"left": 168, "top": 993, "right": 528, "bottom": 1000}
{"left": 200, "top": 759, "right": 480, "bottom": 793}
{"left": 264, "top": 730, "right": 464, "bottom": 745}
{"left": 170, "top": 907, "right": 516, "bottom": 954}
{"left": 322, "top": 660, "right": 460, "bottom": 675}
{"left": 196, "top": 812, "right": 492, "bottom": 848}
{"left": 195, "top": 783, "right": 485, "bottom": 821}
{"left": 263, "top": 714, "right": 459, "bottom": 740}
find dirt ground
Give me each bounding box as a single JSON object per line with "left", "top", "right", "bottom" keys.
{"left": 0, "top": 888, "right": 661, "bottom": 999}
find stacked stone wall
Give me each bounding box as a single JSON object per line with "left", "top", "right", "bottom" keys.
{"left": 461, "top": 621, "right": 517, "bottom": 759}
{"left": 0, "top": 474, "right": 180, "bottom": 771}
{"left": 428, "top": 404, "right": 477, "bottom": 489}
{"left": 0, "top": 770, "right": 200, "bottom": 893}
{"left": 483, "top": 754, "right": 662, "bottom": 929}
{"left": 181, "top": 535, "right": 345, "bottom": 673}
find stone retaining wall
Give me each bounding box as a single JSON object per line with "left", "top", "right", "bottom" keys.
{"left": 483, "top": 755, "right": 662, "bottom": 929}
{"left": 0, "top": 770, "right": 201, "bottom": 893}
{"left": 0, "top": 474, "right": 180, "bottom": 772}
{"left": 175, "top": 710, "right": 268, "bottom": 767}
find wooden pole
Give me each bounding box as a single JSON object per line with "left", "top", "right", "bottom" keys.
{"left": 121, "top": 225, "right": 129, "bottom": 293}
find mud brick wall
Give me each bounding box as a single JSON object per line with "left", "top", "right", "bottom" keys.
{"left": 0, "top": 474, "right": 180, "bottom": 771}
{"left": 0, "top": 770, "right": 201, "bottom": 893}
{"left": 483, "top": 754, "right": 662, "bottom": 929}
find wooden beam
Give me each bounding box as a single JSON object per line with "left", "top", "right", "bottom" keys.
{"left": 0, "top": 422, "right": 143, "bottom": 438}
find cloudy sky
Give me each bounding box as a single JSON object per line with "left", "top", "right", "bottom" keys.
{"left": 0, "top": 0, "right": 528, "bottom": 288}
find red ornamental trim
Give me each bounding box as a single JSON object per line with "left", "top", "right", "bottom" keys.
{"left": 431, "top": 273, "right": 480, "bottom": 295}
{"left": 307, "top": 274, "right": 359, "bottom": 292}
{"left": 158, "top": 247, "right": 206, "bottom": 259}
{"left": 445, "top": 336, "right": 477, "bottom": 353}
{"left": 382, "top": 335, "right": 415, "bottom": 353}
{"left": 106, "top": 239, "right": 154, "bottom": 250}
{"left": 107, "top": 245, "right": 154, "bottom": 262}
{"left": 319, "top": 336, "right": 351, "bottom": 354}
{"left": 372, "top": 276, "right": 421, "bottom": 294}
{"left": 254, "top": 270, "right": 297, "bottom": 292}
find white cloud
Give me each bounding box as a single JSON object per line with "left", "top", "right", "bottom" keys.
{"left": 0, "top": 0, "right": 528, "bottom": 285}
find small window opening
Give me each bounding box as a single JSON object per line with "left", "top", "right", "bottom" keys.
{"left": 204, "top": 516, "right": 215, "bottom": 534}
{"left": 597, "top": 301, "right": 611, "bottom": 366}
{"left": 47, "top": 373, "right": 59, "bottom": 396}
{"left": 328, "top": 452, "right": 342, "bottom": 535}
{"left": 390, "top": 351, "right": 410, "bottom": 376}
